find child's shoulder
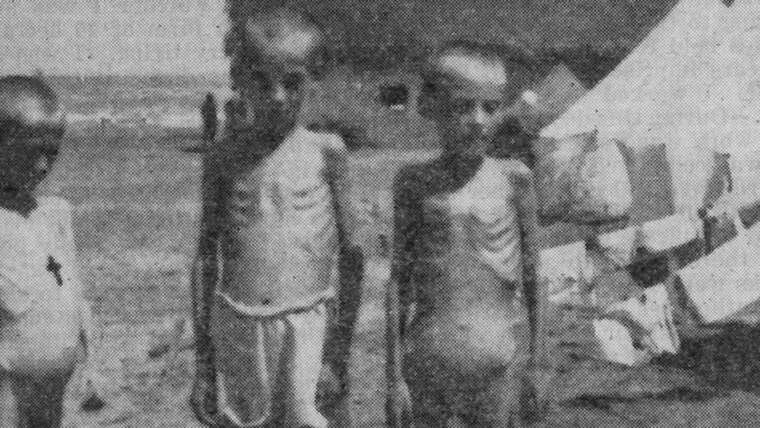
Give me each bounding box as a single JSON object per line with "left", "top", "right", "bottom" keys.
{"left": 0, "top": 197, "right": 75, "bottom": 225}
{"left": 295, "top": 127, "right": 347, "bottom": 170}
{"left": 36, "top": 196, "right": 73, "bottom": 211}
{"left": 286, "top": 127, "right": 346, "bottom": 164}
{"left": 481, "top": 158, "right": 535, "bottom": 195}
{"left": 34, "top": 196, "right": 74, "bottom": 236}
{"left": 488, "top": 156, "right": 530, "bottom": 172}
{"left": 0, "top": 206, "right": 29, "bottom": 242}
{"left": 309, "top": 128, "right": 346, "bottom": 153}
{"left": 35, "top": 196, "right": 73, "bottom": 219}
{"left": 292, "top": 123, "right": 340, "bottom": 145}
{"left": 0, "top": 197, "right": 73, "bottom": 253}
{"left": 489, "top": 157, "right": 533, "bottom": 180}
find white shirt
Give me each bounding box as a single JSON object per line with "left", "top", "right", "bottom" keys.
{"left": 0, "top": 196, "right": 85, "bottom": 373}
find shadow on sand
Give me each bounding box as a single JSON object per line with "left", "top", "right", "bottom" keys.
{"left": 538, "top": 323, "right": 760, "bottom": 427}
{"left": 656, "top": 322, "right": 760, "bottom": 394}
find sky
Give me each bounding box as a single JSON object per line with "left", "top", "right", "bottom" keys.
{"left": 0, "top": 0, "right": 230, "bottom": 75}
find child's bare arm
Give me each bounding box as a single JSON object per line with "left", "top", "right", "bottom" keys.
{"left": 188, "top": 155, "right": 225, "bottom": 425}
{"left": 192, "top": 156, "right": 223, "bottom": 367}
{"left": 69, "top": 266, "right": 95, "bottom": 360}
{"left": 322, "top": 136, "right": 364, "bottom": 394}
{"left": 324, "top": 137, "right": 359, "bottom": 246}
{"left": 54, "top": 199, "right": 97, "bottom": 359}
{"left": 514, "top": 168, "right": 549, "bottom": 368}
{"left": 387, "top": 169, "right": 421, "bottom": 372}
{"left": 386, "top": 170, "right": 418, "bottom": 425}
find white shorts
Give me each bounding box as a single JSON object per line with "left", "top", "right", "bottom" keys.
{"left": 211, "top": 292, "right": 331, "bottom": 427}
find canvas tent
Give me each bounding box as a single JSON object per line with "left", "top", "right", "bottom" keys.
{"left": 540, "top": 0, "right": 760, "bottom": 323}
{"left": 543, "top": 0, "right": 760, "bottom": 223}
{"left": 541, "top": 0, "right": 742, "bottom": 224}
{"left": 701, "top": 1, "right": 760, "bottom": 211}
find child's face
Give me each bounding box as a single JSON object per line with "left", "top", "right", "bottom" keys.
{"left": 0, "top": 131, "right": 61, "bottom": 192}
{"left": 441, "top": 84, "right": 509, "bottom": 157}
{"left": 245, "top": 59, "right": 311, "bottom": 135}
{"left": 436, "top": 59, "right": 524, "bottom": 158}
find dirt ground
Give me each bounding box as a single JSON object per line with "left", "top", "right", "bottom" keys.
{"left": 42, "top": 131, "right": 760, "bottom": 427}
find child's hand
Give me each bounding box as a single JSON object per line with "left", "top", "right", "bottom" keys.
{"left": 524, "top": 364, "right": 554, "bottom": 420}
{"left": 386, "top": 378, "right": 412, "bottom": 428}
{"left": 190, "top": 363, "right": 218, "bottom": 426}
{"left": 316, "top": 363, "right": 345, "bottom": 410}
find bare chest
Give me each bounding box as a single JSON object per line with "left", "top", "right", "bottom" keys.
{"left": 417, "top": 159, "right": 520, "bottom": 258}
{"left": 224, "top": 145, "right": 334, "bottom": 229}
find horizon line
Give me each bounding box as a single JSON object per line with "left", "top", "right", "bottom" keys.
{"left": 3, "top": 72, "right": 230, "bottom": 79}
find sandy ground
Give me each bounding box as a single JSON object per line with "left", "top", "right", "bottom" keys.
{"left": 37, "top": 131, "right": 760, "bottom": 427}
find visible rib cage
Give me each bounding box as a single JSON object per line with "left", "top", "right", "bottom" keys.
{"left": 282, "top": 180, "right": 339, "bottom": 256}
{"left": 466, "top": 211, "right": 521, "bottom": 280}
{"left": 225, "top": 133, "right": 340, "bottom": 261}
{"left": 450, "top": 157, "right": 522, "bottom": 280}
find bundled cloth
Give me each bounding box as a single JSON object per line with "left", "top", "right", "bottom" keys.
{"left": 538, "top": 214, "right": 705, "bottom": 366}
{"left": 534, "top": 131, "right": 632, "bottom": 225}
{"left": 593, "top": 284, "right": 680, "bottom": 366}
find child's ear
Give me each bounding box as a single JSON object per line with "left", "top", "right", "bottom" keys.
{"left": 521, "top": 90, "right": 538, "bottom": 107}
{"left": 416, "top": 81, "right": 442, "bottom": 121}
{"left": 298, "top": 83, "right": 320, "bottom": 122}
{"left": 307, "top": 45, "right": 331, "bottom": 81}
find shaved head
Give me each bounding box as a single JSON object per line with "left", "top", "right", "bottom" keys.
{"left": 244, "top": 8, "right": 325, "bottom": 65}
{"left": 0, "top": 75, "right": 64, "bottom": 197}
{"left": 225, "top": 7, "right": 330, "bottom": 132}
{"left": 422, "top": 40, "right": 536, "bottom": 98}
{"left": 0, "top": 76, "right": 65, "bottom": 138}
{"left": 418, "top": 41, "right": 538, "bottom": 157}
{"left": 418, "top": 40, "right": 538, "bottom": 120}
{"left": 226, "top": 7, "right": 329, "bottom": 91}
{"left": 434, "top": 49, "right": 509, "bottom": 87}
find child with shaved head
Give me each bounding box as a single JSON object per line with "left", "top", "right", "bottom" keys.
{"left": 0, "top": 75, "right": 95, "bottom": 427}
{"left": 191, "top": 8, "right": 361, "bottom": 428}
{"left": 386, "top": 41, "right": 548, "bottom": 427}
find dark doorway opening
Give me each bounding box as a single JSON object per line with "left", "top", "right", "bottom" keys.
{"left": 378, "top": 84, "right": 409, "bottom": 110}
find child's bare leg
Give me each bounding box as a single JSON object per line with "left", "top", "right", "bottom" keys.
{"left": 410, "top": 393, "right": 448, "bottom": 428}
{"left": 0, "top": 374, "right": 19, "bottom": 428}
{"left": 325, "top": 395, "right": 351, "bottom": 428}
{"left": 472, "top": 369, "right": 526, "bottom": 428}
{"left": 323, "top": 247, "right": 363, "bottom": 392}
{"left": 14, "top": 372, "right": 72, "bottom": 428}
{"left": 287, "top": 305, "right": 330, "bottom": 428}
{"left": 406, "top": 378, "right": 447, "bottom": 428}
{"left": 413, "top": 404, "right": 448, "bottom": 428}
{"left": 405, "top": 362, "right": 448, "bottom": 428}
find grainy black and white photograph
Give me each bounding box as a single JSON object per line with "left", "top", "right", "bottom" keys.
{"left": 3, "top": 0, "right": 760, "bottom": 426}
